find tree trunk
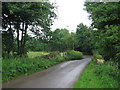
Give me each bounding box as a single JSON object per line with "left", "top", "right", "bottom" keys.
{"left": 17, "top": 25, "right": 20, "bottom": 55}
{"left": 23, "top": 23, "right": 28, "bottom": 55}
{"left": 19, "top": 22, "right": 28, "bottom": 57}
{"left": 19, "top": 22, "right": 25, "bottom": 57}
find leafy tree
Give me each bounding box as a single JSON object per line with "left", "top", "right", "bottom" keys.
{"left": 26, "top": 35, "right": 47, "bottom": 51}
{"left": 49, "top": 28, "right": 69, "bottom": 51}
{"left": 48, "top": 28, "right": 77, "bottom": 52}
{"left": 2, "top": 2, "right": 56, "bottom": 56}
{"left": 68, "top": 32, "right": 77, "bottom": 50}
{"left": 84, "top": 2, "right": 120, "bottom": 63}
{"left": 75, "top": 23, "right": 93, "bottom": 54}
{"left": 2, "top": 30, "right": 14, "bottom": 56}
{"left": 84, "top": 2, "right": 120, "bottom": 29}
{"left": 97, "top": 25, "right": 120, "bottom": 61}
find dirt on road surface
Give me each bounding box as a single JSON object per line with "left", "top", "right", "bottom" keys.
{"left": 3, "top": 56, "right": 92, "bottom": 88}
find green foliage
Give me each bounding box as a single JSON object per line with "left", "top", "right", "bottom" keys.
{"left": 94, "top": 55, "right": 103, "bottom": 60}
{"left": 93, "top": 51, "right": 103, "bottom": 60}
{"left": 66, "top": 50, "right": 83, "bottom": 60}
{"left": 2, "top": 51, "right": 83, "bottom": 82}
{"left": 42, "top": 51, "right": 60, "bottom": 59}
{"left": 91, "top": 25, "right": 120, "bottom": 63}
{"left": 2, "top": 2, "right": 57, "bottom": 56}
{"left": 48, "top": 28, "right": 77, "bottom": 52}
{"left": 2, "top": 30, "right": 14, "bottom": 56}
{"left": 84, "top": 2, "right": 120, "bottom": 64}
{"left": 74, "top": 59, "right": 119, "bottom": 88}
{"left": 27, "top": 51, "right": 49, "bottom": 58}
{"left": 84, "top": 2, "right": 120, "bottom": 29}
{"left": 75, "top": 23, "right": 93, "bottom": 54}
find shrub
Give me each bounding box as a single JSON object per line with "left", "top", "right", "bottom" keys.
{"left": 93, "top": 52, "right": 104, "bottom": 64}
{"left": 94, "top": 53, "right": 103, "bottom": 59}
{"left": 66, "top": 50, "right": 83, "bottom": 60}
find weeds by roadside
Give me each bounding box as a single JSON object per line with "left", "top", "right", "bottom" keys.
{"left": 2, "top": 51, "right": 83, "bottom": 82}
{"left": 74, "top": 54, "right": 119, "bottom": 88}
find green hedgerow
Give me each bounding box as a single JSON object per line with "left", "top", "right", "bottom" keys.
{"left": 66, "top": 50, "right": 83, "bottom": 60}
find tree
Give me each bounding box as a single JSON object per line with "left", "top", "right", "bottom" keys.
{"left": 84, "top": 2, "right": 120, "bottom": 29}
{"left": 2, "top": 2, "right": 56, "bottom": 57}
{"left": 84, "top": 2, "right": 120, "bottom": 62}
{"left": 2, "top": 30, "right": 14, "bottom": 56}
{"left": 48, "top": 28, "right": 77, "bottom": 52}
{"left": 97, "top": 25, "right": 120, "bottom": 61}
{"left": 75, "top": 23, "right": 93, "bottom": 54}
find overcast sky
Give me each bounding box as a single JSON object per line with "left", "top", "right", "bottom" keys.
{"left": 49, "top": 0, "right": 92, "bottom": 32}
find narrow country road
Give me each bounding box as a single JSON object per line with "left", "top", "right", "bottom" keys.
{"left": 3, "top": 56, "right": 92, "bottom": 88}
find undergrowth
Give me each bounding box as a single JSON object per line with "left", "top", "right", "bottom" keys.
{"left": 2, "top": 50, "right": 83, "bottom": 82}
{"left": 74, "top": 54, "right": 119, "bottom": 88}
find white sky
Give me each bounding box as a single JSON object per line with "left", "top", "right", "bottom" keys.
{"left": 49, "top": 0, "right": 92, "bottom": 32}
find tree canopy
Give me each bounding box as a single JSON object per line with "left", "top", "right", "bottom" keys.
{"left": 2, "top": 2, "right": 56, "bottom": 56}
{"left": 84, "top": 2, "right": 120, "bottom": 62}
{"left": 84, "top": 2, "right": 120, "bottom": 29}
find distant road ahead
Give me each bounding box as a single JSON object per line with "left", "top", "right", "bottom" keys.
{"left": 3, "top": 56, "right": 92, "bottom": 88}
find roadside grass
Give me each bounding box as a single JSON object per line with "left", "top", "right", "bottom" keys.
{"left": 74, "top": 58, "right": 119, "bottom": 88}
{"left": 2, "top": 50, "right": 83, "bottom": 82}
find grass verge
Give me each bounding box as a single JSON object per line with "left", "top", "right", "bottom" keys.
{"left": 2, "top": 51, "right": 83, "bottom": 82}
{"left": 74, "top": 58, "right": 119, "bottom": 88}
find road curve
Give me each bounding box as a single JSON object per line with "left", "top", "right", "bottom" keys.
{"left": 3, "top": 56, "right": 92, "bottom": 88}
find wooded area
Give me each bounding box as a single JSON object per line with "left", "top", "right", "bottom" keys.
{"left": 2, "top": 2, "right": 120, "bottom": 62}
{"left": 2, "top": 1, "right": 120, "bottom": 87}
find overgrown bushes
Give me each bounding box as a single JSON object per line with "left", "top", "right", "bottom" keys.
{"left": 66, "top": 50, "right": 83, "bottom": 60}
{"left": 2, "top": 51, "right": 83, "bottom": 82}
